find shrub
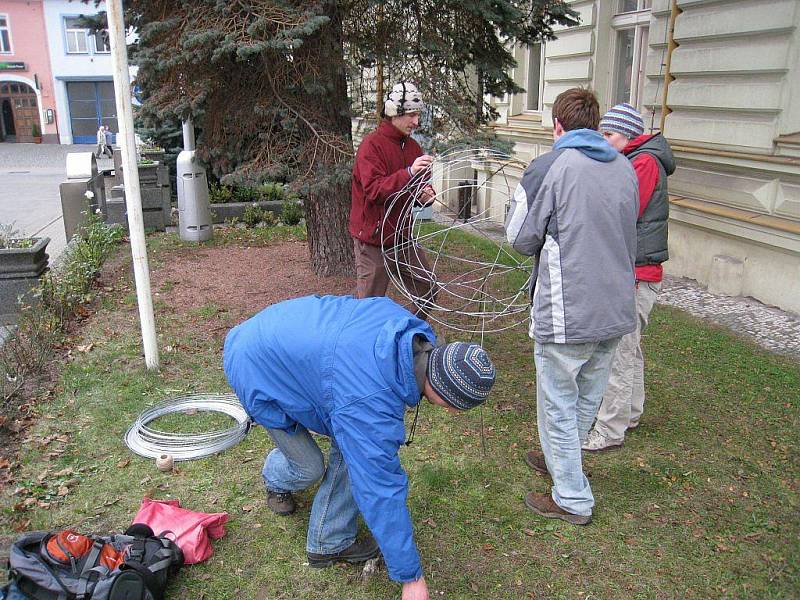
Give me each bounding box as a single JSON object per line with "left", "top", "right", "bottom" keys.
{"left": 0, "top": 214, "right": 124, "bottom": 403}
{"left": 0, "top": 223, "right": 34, "bottom": 249}
{"left": 209, "top": 183, "right": 234, "bottom": 204}
{"left": 280, "top": 200, "right": 304, "bottom": 226}
{"left": 31, "top": 122, "right": 41, "bottom": 138}
{"left": 232, "top": 186, "right": 261, "bottom": 203}
{"left": 242, "top": 205, "right": 279, "bottom": 228}
{"left": 257, "top": 182, "right": 285, "bottom": 202}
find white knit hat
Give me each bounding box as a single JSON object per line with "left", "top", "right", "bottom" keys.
{"left": 384, "top": 82, "right": 425, "bottom": 117}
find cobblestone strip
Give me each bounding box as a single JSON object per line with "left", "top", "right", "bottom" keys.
{"left": 658, "top": 277, "right": 800, "bottom": 361}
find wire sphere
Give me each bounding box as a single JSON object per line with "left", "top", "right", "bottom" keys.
{"left": 381, "top": 148, "right": 532, "bottom": 334}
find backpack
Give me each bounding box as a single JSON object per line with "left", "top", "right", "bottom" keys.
{"left": 4, "top": 523, "right": 183, "bottom": 600}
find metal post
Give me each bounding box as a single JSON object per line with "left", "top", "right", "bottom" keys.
{"left": 182, "top": 119, "right": 196, "bottom": 151}
{"left": 659, "top": 0, "right": 682, "bottom": 133}
{"left": 107, "top": 0, "right": 159, "bottom": 369}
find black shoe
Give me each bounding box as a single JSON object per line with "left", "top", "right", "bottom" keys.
{"left": 307, "top": 534, "right": 381, "bottom": 568}
{"left": 267, "top": 490, "right": 296, "bottom": 516}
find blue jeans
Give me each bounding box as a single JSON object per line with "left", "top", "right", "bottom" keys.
{"left": 534, "top": 338, "right": 620, "bottom": 516}
{"left": 264, "top": 427, "right": 359, "bottom": 555}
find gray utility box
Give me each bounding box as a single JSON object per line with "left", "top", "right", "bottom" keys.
{"left": 111, "top": 148, "right": 172, "bottom": 232}
{"left": 0, "top": 236, "right": 49, "bottom": 325}
{"left": 60, "top": 152, "right": 106, "bottom": 241}
{"left": 105, "top": 185, "right": 127, "bottom": 227}
{"left": 176, "top": 150, "right": 213, "bottom": 242}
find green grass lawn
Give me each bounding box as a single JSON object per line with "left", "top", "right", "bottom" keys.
{"left": 1, "top": 229, "right": 798, "bottom": 599}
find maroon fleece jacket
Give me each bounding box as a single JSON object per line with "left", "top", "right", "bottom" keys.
{"left": 349, "top": 120, "right": 423, "bottom": 246}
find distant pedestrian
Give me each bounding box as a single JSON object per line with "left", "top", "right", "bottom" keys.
{"left": 95, "top": 126, "right": 112, "bottom": 159}
{"left": 582, "top": 104, "right": 676, "bottom": 452}
{"left": 103, "top": 126, "right": 114, "bottom": 157}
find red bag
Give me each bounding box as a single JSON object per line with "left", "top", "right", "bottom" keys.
{"left": 132, "top": 498, "right": 228, "bottom": 564}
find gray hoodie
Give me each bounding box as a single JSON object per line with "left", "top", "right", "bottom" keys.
{"left": 505, "top": 129, "right": 639, "bottom": 344}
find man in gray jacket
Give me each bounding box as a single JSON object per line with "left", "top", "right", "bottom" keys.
{"left": 505, "top": 88, "right": 638, "bottom": 525}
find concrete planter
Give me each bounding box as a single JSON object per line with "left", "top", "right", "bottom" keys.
{"left": 209, "top": 201, "right": 283, "bottom": 224}
{"left": 0, "top": 237, "right": 50, "bottom": 325}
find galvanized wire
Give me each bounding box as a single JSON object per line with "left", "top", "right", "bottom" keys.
{"left": 124, "top": 393, "right": 251, "bottom": 461}
{"left": 381, "top": 147, "right": 533, "bottom": 334}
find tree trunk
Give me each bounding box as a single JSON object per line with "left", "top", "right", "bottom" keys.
{"left": 301, "top": 0, "right": 354, "bottom": 277}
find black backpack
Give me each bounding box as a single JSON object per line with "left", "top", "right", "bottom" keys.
{"left": 4, "top": 524, "right": 183, "bottom": 600}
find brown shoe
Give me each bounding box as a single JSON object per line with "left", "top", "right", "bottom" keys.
{"left": 524, "top": 450, "right": 549, "bottom": 475}
{"left": 267, "top": 490, "right": 296, "bottom": 516}
{"left": 524, "top": 492, "right": 591, "bottom": 526}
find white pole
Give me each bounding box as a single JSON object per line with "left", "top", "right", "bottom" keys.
{"left": 107, "top": 0, "right": 159, "bottom": 370}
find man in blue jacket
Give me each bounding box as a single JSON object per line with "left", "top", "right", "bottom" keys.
{"left": 223, "top": 295, "right": 495, "bottom": 600}
{"left": 505, "top": 88, "right": 638, "bottom": 525}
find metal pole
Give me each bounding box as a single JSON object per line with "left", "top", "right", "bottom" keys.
{"left": 659, "top": 0, "right": 682, "bottom": 133}
{"left": 107, "top": 0, "right": 159, "bottom": 369}
{"left": 182, "top": 119, "right": 195, "bottom": 151}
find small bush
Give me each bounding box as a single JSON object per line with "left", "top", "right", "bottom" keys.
{"left": 209, "top": 183, "right": 234, "bottom": 204}
{"left": 0, "top": 223, "right": 35, "bottom": 249}
{"left": 241, "top": 205, "right": 279, "bottom": 228}
{"left": 280, "top": 200, "right": 304, "bottom": 226}
{"left": 257, "top": 182, "right": 285, "bottom": 202}
{"left": 232, "top": 186, "right": 261, "bottom": 203}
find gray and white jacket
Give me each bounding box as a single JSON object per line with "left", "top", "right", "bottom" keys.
{"left": 505, "top": 129, "right": 639, "bottom": 344}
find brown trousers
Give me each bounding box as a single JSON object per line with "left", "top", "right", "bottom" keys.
{"left": 353, "top": 238, "right": 437, "bottom": 318}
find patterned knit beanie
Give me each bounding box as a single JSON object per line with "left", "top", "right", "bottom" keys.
{"left": 427, "top": 342, "right": 496, "bottom": 410}
{"left": 599, "top": 103, "right": 644, "bottom": 139}
{"left": 384, "top": 82, "right": 425, "bottom": 117}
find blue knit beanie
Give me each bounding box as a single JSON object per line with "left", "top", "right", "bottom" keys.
{"left": 599, "top": 103, "right": 644, "bottom": 139}
{"left": 427, "top": 342, "right": 496, "bottom": 410}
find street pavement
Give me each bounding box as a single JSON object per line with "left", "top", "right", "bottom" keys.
{"left": 0, "top": 143, "right": 113, "bottom": 262}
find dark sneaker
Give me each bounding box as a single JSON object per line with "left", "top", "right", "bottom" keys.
{"left": 524, "top": 492, "right": 591, "bottom": 526}
{"left": 267, "top": 490, "right": 296, "bottom": 516}
{"left": 524, "top": 450, "right": 549, "bottom": 475}
{"left": 307, "top": 534, "right": 381, "bottom": 568}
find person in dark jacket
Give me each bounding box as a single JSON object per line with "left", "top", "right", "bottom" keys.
{"left": 349, "top": 82, "right": 437, "bottom": 316}
{"left": 583, "top": 103, "right": 676, "bottom": 452}
{"left": 223, "top": 295, "right": 495, "bottom": 600}
{"left": 505, "top": 88, "right": 638, "bottom": 525}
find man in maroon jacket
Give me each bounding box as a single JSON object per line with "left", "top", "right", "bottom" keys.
{"left": 349, "top": 82, "right": 437, "bottom": 316}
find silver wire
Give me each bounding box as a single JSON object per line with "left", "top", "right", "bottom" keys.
{"left": 124, "top": 393, "right": 251, "bottom": 461}
{"left": 381, "top": 147, "right": 533, "bottom": 334}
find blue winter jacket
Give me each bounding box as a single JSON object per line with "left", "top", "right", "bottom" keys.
{"left": 223, "top": 295, "right": 436, "bottom": 582}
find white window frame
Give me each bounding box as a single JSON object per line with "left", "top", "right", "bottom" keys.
{"left": 0, "top": 14, "right": 13, "bottom": 54}
{"left": 92, "top": 29, "right": 111, "bottom": 54}
{"left": 523, "top": 43, "right": 546, "bottom": 113}
{"left": 64, "top": 17, "right": 89, "bottom": 54}
{"left": 610, "top": 3, "right": 651, "bottom": 109}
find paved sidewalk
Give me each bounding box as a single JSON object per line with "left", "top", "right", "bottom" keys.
{"left": 0, "top": 143, "right": 113, "bottom": 262}
{"left": 429, "top": 210, "right": 800, "bottom": 361}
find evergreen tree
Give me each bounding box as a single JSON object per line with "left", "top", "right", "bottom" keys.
{"left": 126, "top": 0, "right": 577, "bottom": 276}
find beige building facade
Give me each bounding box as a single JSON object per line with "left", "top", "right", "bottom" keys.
{"left": 488, "top": 0, "right": 800, "bottom": 314}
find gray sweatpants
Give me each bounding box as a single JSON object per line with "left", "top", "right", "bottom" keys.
{"left": 592, "top": 281, "right": 661, "bottom": 443}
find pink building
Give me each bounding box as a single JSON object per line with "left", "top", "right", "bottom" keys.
{"left": 0, "top": 0, "right": 56, "bottom": 143}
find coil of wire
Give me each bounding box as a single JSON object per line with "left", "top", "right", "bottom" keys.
{"left": 125, "top": 393, "right": 252, "bottom": 461}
